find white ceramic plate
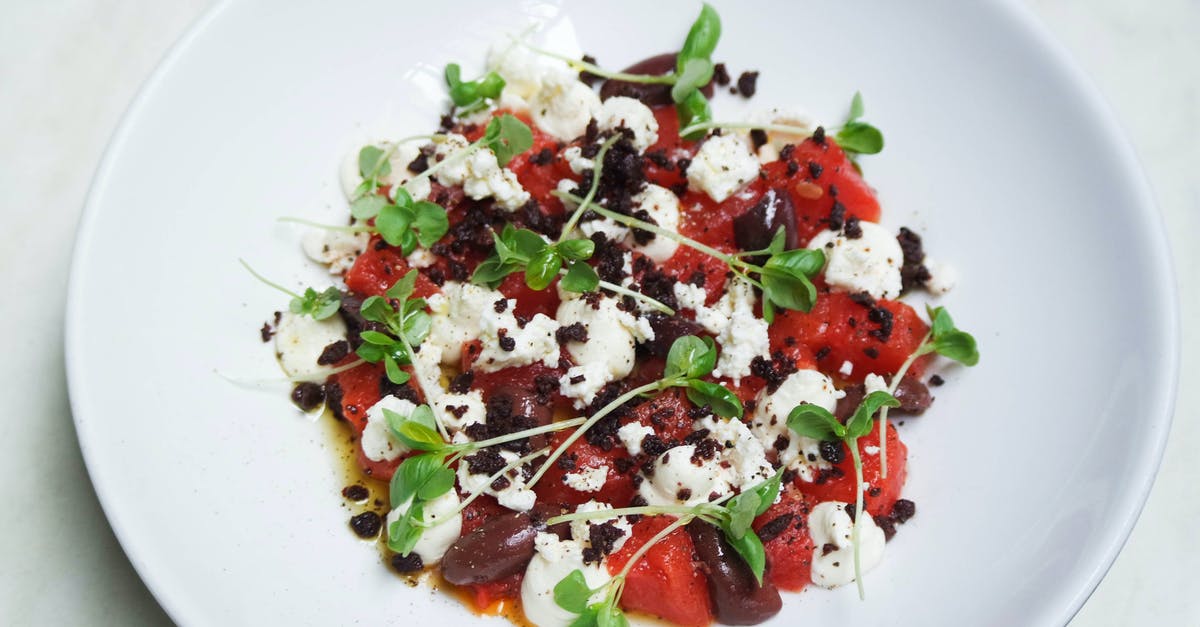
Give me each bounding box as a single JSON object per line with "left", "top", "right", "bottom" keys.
{"left": 66, "top": 0, "right": 1178, "bottom": 625}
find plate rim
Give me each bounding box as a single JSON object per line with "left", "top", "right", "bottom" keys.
{"left": 63, "top": 1, "right": 1181, "bottom": 625}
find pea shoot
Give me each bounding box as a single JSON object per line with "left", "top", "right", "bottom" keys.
{"left": 549, "top": 472, "right": 781, "bottom": 625}
{"left": 239, "top": 259, "right": 341, "bottom": 320}
{"left": 787, "top": 390, "right": 900, "bottom": 600}
{"left": 552, "top": 190, "right": 825, "bottom": 318}
{"left": 444, "top": 63, "right": 507, "bottom": 115}
{"left": 836, "top": 91, "right": 884, "bottom": 156}
{"left": 353, "top": 270, "right": 432, "bottom": 387}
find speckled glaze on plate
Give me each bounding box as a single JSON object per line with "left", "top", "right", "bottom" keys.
{"left": 65, "top": 0, "right": 1178, "bottom": 625}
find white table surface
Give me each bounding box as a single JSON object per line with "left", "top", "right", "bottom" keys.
{"left": 1, "top": 1, "right": 1195, "bottom": 624}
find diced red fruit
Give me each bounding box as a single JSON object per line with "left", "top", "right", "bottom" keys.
{"left": 753, "top": 488, "right": 816, "bottom": 591}
{"left": 760, "top": 138, "right": 882, "bottom": 245}
{"left": 768, "top": 292, "right": 929, "bottom": 383}
{"left": 343, "top": 237, "right": 440, "bottom": 298}
{"left": 355, "top": 441, "right": 403, "bottom": 482}
{"left": 466, "top": 572, "right": 523, "bottom": 611}
{"left": 328, "top": 362, "right": 384, "bottom": 432}
{"left": 643, "top": 106, "right": 696, "bottom": 190}
{"left": 626, "top": 388, "right": 694, "bottom": 443}
{"left": 459, "top": 494, "right": 509, "bottom": 535}
{"left": 468, "top": 363, "right": 563, "bottom": 402}
{"left": 497, "top": 273, "right": 562, "bottom": 319}
{"left": 798, "top": 422, "right": 908, "bottom": 517}
{"left": 605, "top": 516, "right": 712, "bottom": 627}
{"left": 660, "top": 246, "right": 728, "bottom": 305}
{"left": 534, "top": 431, "right": 636, "bottom": 508}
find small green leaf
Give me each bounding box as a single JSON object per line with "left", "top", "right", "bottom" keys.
{"left": 359, "top": 296, "right": 393, "bottom": 323}
{"left": 664, "top": 335, "right": 709, "bottom": 379}
{"left": 726, "top": 529, "right": 766, "bottom": 584}
{"left": 402, "top": 308, "right": 432, "bottom": 346}
{"left": 511, "top": 227, "right": 549, "bottom": 259}
{"left": 560, "top": 261, "right": 600, "bottom": 293}
{"left": 350, "top": 194, "right": 387, "bottom": 220}
{"left": 596, "top": 605, "right": 629, "bottom": 627}
{"left": 386, "top": 270, "right": 419, "bottom": 302}
{"left": 836, "top": 121, "right": 884, "bottom": 155}
{"left": 761, "top": 270, "right": 818, "bottom": 313}
{"left": 554, "top": 570, "right": 593, "bottom": 614}
{"left": 557, "top": 238, "right": 596, "bottom": 261}
{"left": 786, "top": 403, "right": 841, "bottom": 441}
{"left": 848, "top": 91, "right": 865, "bottom": 122}
{"left": 670, "top": 57, "right": 714, "bottom": 104}
{"left": 752, "top": 472, "right": 782, "bottom": 517}
{"left": 396, "top": 420, "right": 444, "bottom": 451}
{"left": 569, "top": 607, "right": 601, "bottom": 627}
{"left": 725, "top": 491, "right": 760, "bottom": 539}
{"left": 358, "top": 145, "right": 391, "bottom": 179}
{"left": 846, "top": 391, "right": 900, "bottom": 439}
{"left": 312, "top": 287, "right": 342, "bottom": 320}
{"left": 677, "top": 3, "right": 722, "bottom": 72}
{"left": 477, "top": 72, "right": 506, "bottom": 99}
{"left": 472, "top": 256, "right": 520, "bottom": 287}
{"left": 417, "top": 464, "right": 455, "bottom": 501}
{"left": 486, "top": 114, "right": 534, "bottom": 166}
{"left": 412, "top": 201, "right": 449, "bottom": 247}
{"left": 387, "top": 503, "right": 425, "bottom": 555}
{"left": 932, "top": 331, "right": 979, "bottom": 366}
{"left": 677, "top": 90, "right": 711, "bottom": 141}
{"left": 360, "top": 330, "right": 396, "bottom": 346}
{"left": 444, "top": 63, "right": 462, "bottom": 88}
{"left": 686, "top": 380, "right": 743, "bottom": 418}
{"left": 526, "top": 248, "right": 563, "bottom": 291}
{"left": 383, "top": 355, "right": 410, "bottom": 385}
{"left": 376, "top": 204, "right": 415, "bottom": 249}
{"left": 928, "top": 305, "right": 955, "bottom": 337}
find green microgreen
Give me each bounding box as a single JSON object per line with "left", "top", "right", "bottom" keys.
{"left": 353, "top": 270, "right": 432, "bottom": 388}
{"left": 788, "top": 391, "right": 900, "bottom": 600}
{"left": 348, "top": 185, "right": 450, "bottom": 255}
{"left": 349, "top": 135, "right": 439, "bottom": 202}
{"left": 836, "top": 91, "right": 884, "bottom": 156}
{"left": 444, "top": 63, "right": 507, "bottom": 115}
{"left": 239, "top": 259, "right": 341, "bottom": 320}
{"left": 553, "top": 190, "right": 825, "bottom": 318}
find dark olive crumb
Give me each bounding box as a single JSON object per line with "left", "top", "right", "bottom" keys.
{"left": 317, "top": 340, "right": 351, "bottom": 365}
{"left": 712, "top": 62, "right": 731, "bottom": 86}
{"left": 349, "top": 512, "right": 382, "bottom": 539}
{"left": 579, "top": 54, "right": 603, "bottom": 86}
{"left": 819, "top": 440, "right": 844, "bottom": 464}
{"left": 756, "top": 514, "right": 794, "bottom": 544}
{"left": 260, "top": 322, "right": 274, "bottom": 342}
{"left": 891, "top": 499, "right": 916, "bottom": 523}
{"left": 929, "top": 374, "right": 945, "bottom": 387}
{"left": 749, "top": 129, "right": 768, "bottom": 150}
{"left": 391, "top": 552, "right": 424, "bottom": 573}
{"left": 342, "top": 485, "right": 369, "bottom": 501}
{"left": 813, "top": 126, "right": 826, "bottom": 144}
{"left": 449, "top": 371, "right": 474, "bottom": 394}
{"left": 814, "top": 346, "right": 831, "bottom": 361}
{"left": 291, "top": 382, "right": 325, "bottom": 411}
{"left": 863, "top": 347, "right": 880, "bottom": 359}
{"left": 736, "top": 71, "right": 759, "bottom": 97}
{"left": 556, "top": 322, "right": 589, "bottom": 345}
{"left": 497, "top": 329, "right": 516, "bottom": 352}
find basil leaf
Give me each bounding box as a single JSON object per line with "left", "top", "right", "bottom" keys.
{"left": 416, "top": 464, "right": 455, "bottom": 501}
{"left": 677, "top": 3, "right": 722, "bottom": 72}
{"left": 487, "top": 114, "right": 534, "bottom": 166}
{"left": 766, "top": 248, "right": 826, "bottom": 277}
{"left": 664, "top": 335, "right": 708, "bottom": 379}
{"left": 387, "top": 504, "right": 425, "bottom": 555}
{"left": 686, "top": 380, "right": 743, "bottom": 418}
{"left": 725, "top": 529, "right": 766, "bottom": 585}
{"left": 560, "top": 261, "right": 599, "bottom": 293}
{"left": 725, "top": 492, "right": 760, "bottom": 539}
{"left": 557, "top": 238, "right": 596, "bottom": 261}
{"left": 846, "top": 391, "right": 900, "bottom": 439}
{"left": 526, "top": 247, "right": 563, "bottom": 291}
{"left": 753, "top": 472, "right": 782, "bottom": 517}
{"left": 472, "top": 256, "right": 519, "bottom": 287}
{"left": 444, "top": 63, "right": 462, "bottom": 88}
{"left": 677, "top": 90, "right": 711, "bottom": 140}
{"left": 670, "top": 57, "right": 714, "bottom": 104}
{"left": 412, "top": 201, "right": 449, "bottom": 247}
{"left": 786, "top": 403, "right": 841, "bottom": 441}
{"left": 836, "top": 121, "right": 884, "bottom": 155}
{"left": 350, "top": 194, "right": 387, "bottom": 220}
{"left": 554, "top": 569, "right": 593, "bottom": 614}
{"left": 932, "top": 330, "right": 979, "bottom": 366}
{"left": 761, "top": 270, "right": 818, "bottom": 313}
{"left": 478, "top": 72, "right": 506, "bottom": 99}
{"left": 396, "top": 420, "right": 444, "bottom": 451}
{"left": 688, "top": 336, "right": 718, "bottom": 379}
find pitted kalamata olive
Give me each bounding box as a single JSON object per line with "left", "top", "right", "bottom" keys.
{"left": 599, "top": 52, "right": 715, "bottom": 106}
{"left": 487, "top": 384, "right": 554, "bottom": 448}
{"left": 836, "top": 376, "right": 931, "bottom": 421}
{"left": 441, "top": 512, "right": 538, "bottom": 585}
{"left": 641, "top": 312, "right": 705, "bottom": 358}
{"left": 687, "top": 521, "right": 782, "bottom": 625}
{"left": 532, "top": 502, "right": 571, "bottom": 539}
{"left": 733, "top": 187, "right": 800, "bottom": 255}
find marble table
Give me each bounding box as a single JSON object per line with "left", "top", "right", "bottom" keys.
{"left": 0, "top": 1, "right": 1194, "bottom": 624}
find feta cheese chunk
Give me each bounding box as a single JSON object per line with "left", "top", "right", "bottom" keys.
{"left": 630, "top": 184, "right": 681, "bottom": 262}
{"left": 561, "top": 146, "right": 595, "bottom": 175}
{"left": 432, "top": 390, "right": 487, "bottom": 431}
{"left": 475, "top": 310, "right": 561, "bottom": 373}
{"left": 522, "top": 532, "right": 614, "bottom": 627}
{"left": 361, "top": 395, "right": 418, "bottom": 462}
{"left": 596, "top": 96, "right": 659, "bottom": 152}
{"left": 807, "top": 221, "right": 904, "bottom": 300}
{"left": 568, "top": 500, "right": 633, "bottom": 555}
{"left": 428, "top": 281, "right": 559, "bottom": 373}
{"left": 750, "top": 370, "right": 845, "bottom": 481}
{"left": 563, "top": 465, "right": 610, "bottom": 493}
{"left": 808, "top": 501, "right": 886, "bottom": 588}
{"left": 923, "top": 256, "right": 958, "bottom": 295}
{"left": 556, "top": 296, "right": 653, "bottom": 408}
{"left": 385, "top": 490, "right": 463, "bottom": 565}
{"left": 687, "top": 134, "right": 760, "bottom": 202}
{"left": 688, "top": 276, "right": 768, "bottom": 381}
{"left": 433, "top": 134, "right": 530, "bottom": 211}
{"left": 273, "top": 311, "right": 347, "bottom": 379}
{"left": 425, "top": 282, "right": 507, "bottom": 367}
{"left": 617, "top": 422, "right": 655, "bottom": 456}
{"left": 639, "top": 443, "right": 733, "bottom": 507}
{"left": 302, "top": 229, "right": 369, "bottom": 275}
{"left": 457, "top": 448, "right": 537, "bottom": 512}
{"left": 531, "top": 72, "right": 601, "bottom": 142}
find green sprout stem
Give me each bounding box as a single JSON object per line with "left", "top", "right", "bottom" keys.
{"left": 877, "top": 331, "right": 931, "bottom": 479}
{"left": 239, "top": 259, "right": 304, "bottom": 300}
{"left": 515, "top": 38, "right": 676, "bottom": 86}
{"left": 677, "top": 120, "right": 817, "bottom": 140}
{"left": 435, "top": 446, "right": 551, "bottom": 523}
{"left": 355, "top": 134, "right": 442, "bottom": 200}
{"left": 278, "top": 217, "right": 372, "bottom": 233}
{"left": 589, "top": 273, "right": 676, "bottom": 315}
{"left": 558, "top": 135, "right": 622, "bottom": 242}
{"left": 849, "top": 437, "right": 867, "bottom": 601}
{"left": 451, "top": 417, "right": 588, "bottom": 454}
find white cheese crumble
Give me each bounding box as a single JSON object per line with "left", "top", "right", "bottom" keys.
{"left": 433, "top": 390, "right": 487, "bottom": 432}
{"left": 405, "top": 248, "right": 437, "bottom": 269}
{"left": 686, "top": 275, "right": 768, "bottom": 381}
{"left": 339, "top": 140, "right": 431, "bottom": 202}
{"left": 385, "top": 490, "right": 463, "bottom": 565}
{"left": 563, "top": 465, "right": 610, "bottom": 493}
{"left": 617, "top": 421, "right": 655, "bottom": 456}
{"left": 569, "top": 500, "right": 633, "bottom": 555}
{"left": 639, "top": 443, "right": 732, "bottom": 507}
{"left": 476, "top": 310, "right": 561, "bottom": 373}
{"left": 808, "top": 501, "right": 886, "bottom": 588}
{"left": 686, "top": 134, "right": 760, "bottom": 202}
{"left": 578, "top": 215, "right": 631, "bottom": 242}
{"left": 273, "top": 311, "right": 347, "bottom": 379}
{"left": 630, "top": 184, "right": 681, "bottom": 262}
{"left": 456, "top": 448, "right": 537, "bottom": 512}
{"left": 749, "top": 370, "right": 845, "bottom": 481}
{"left": 923, "top": 256, "right": 958, "bottom": 295}
{"left": 561, "top": 146, "right": 594, "bottom": 175}
{"left": 531, "top": 71, "right": 601, "bottom": 142}
{"left": 672, "top": 281, "right": 709, "bottom": 310}
{"left": 596, "top": 96, "right": 659, "bottom": 153}
{"left": 864, "top": 372, "right": 889, "bottom": 395}
{"left": 425, "top": 281, "right": 507, "bottom": 367}
{"left": 750, "top": 107, "right": 819, "bottom": 159}
{"left": 433, "top": 134, "right": 530, "bottom": 211}
{"left": 302, "top": 229, "right": 369, "bottom": 275}
{"left": 807, "top": 221, "right": 904, "bottom": 300}
{"left": 839, "top": 360, "right": 854, "bottom": 377}
{"left": 693, "top": 415, "right": 774, "bottom": 488}
{"left": 361, "top": 395, "right": 418, "bottom": 462}
{"left": 522, "top": 532, "right": 614, "bottom": 627}
{"left": 556, "top": 296, "right": 653, "bottom": 408}
{"left": 486, "top": 42, "right": 569, "bottom": 112}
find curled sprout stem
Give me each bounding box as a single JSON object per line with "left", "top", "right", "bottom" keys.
{"left": 849, "top": 438, "right": 867, "bottom": 601}
{"left": 558, "top": 134, "right": 622, "bottom": 242}
{"left": 238, "top": 259, "right": 303, "bottom": 300}
{"left": 514, "top": 37, "right": 676, "bottom": 86}
{"left": 452, "top": 417, "right": 588, "bottom": 454}
{"left": 877, "top": 331, "right": 932, "bottom": 478}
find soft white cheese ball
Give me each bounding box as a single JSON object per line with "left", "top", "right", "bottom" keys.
{"left": 750, "top": 369, "right": 845, "bottom": 481}
{"left": 273, "top": 311, "right": 347, "bottom": 379}
{"left": 807, "top": 221, "right": 904, "bottom": 300}
{"left": 596, "top": 96, "right": 659, "bottom": 153}
{"left": 433, "top": 134, "right": 529, "bottom": 211}
{"left": 361, "top": 395, "right": 418, "bottom": 462}
{"left": 808, "top": 501, "right": 886, "bottom": 588}
{"left": 425, "top": 282, "right": 507, "bottom": 367}
{"left": 630, "top": 184, "right": 681, "bottom": 262}
{"left": 686, "top": 133, "right": 760, "bottom": 202}
{"left": 521, "top": 533, "right": 613, "bottom": 627}
{"left": 531, "top": 71, "right": 601, "bottom": 142}
{"left": 385, "top": 489, "right": 463, "bottom": 565}
{"left": 639, "top": 444, "right": 733, "bottom": 507}
{"left": 556, "top": 297, "right": 638, "bottom": 383}
{"left": 302, "top": 229, "right": 369, "bottom": 275}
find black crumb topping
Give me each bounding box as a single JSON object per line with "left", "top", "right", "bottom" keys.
{"left": 342, "top": 485, "right": 369, "bottom": 501}
{"left": 813, "top": 126, "right": 826, "bottom": 144}
{"left": 291, "top": 382, "right": 325, "bottom": 411}
{"left": 557, "top": 452, "right": 578, "bottom": 471}
{"left": 497, "top": 329, "right": 516, "bottom": 352}
{"left": 591, "top": 233, "right": 629, "bottom": 284}
{"left": 807, "top": 160, "right": 823, "bottom": 179}
{"left": 826, "top": 200, "right": 846, "bottom": 231}
{"left": 891, "top": 499, "right": 916, "bottom": 523}
{"left": 582, "top": 522, "right": 625, "bottom": 564}
{"left": 463, "top": 449, "right": 506, "bottom": 476}
{"left": 929, "top": 374, "right": 945, "bottom": 387}
{"left": 867, "top": 306, "right": 894, "bottom": 343}
{"left": 260, "top": 322, "right": 274, "bottom": 342}
{"left": 779, "top": 144, "right": 796, "bottom": 161}
{"left": 349, "top": 512, "right": 382, "bottom": 539}
{"left": 493, "top": 299, "right": 508, "bottom": 313}
{"left": 556, "top": 322, "right": 589, "bottom": 345}
{"left": 712, "top": 62, "right": 731, "bottom": 86}
{"left": 819, "top": 440, "right": 844, "bottom": 464}
{"left": 317, "top": 340, "right": 351, "bottom": 365}
{"left": 814, "top": 346, "right": 831, "bottom": 361}
{"left": 897, "top": 227, "right": 932, "bottom": 292}
{"left": 749, "top": 129, "right": 768, "bottom": 150}
{"left": 534, "top": 374, "right": 558, "bottom": 404}
{"left": 324, "top": 381, "right": 346, "bottom": 421}
{"left": 579, "top": 54, "right": 603, "bottom": 86}
{"left": 750, "top": 351, "right": 799, "bottom": 393}
{"left": 863, "top": 347, "right": 880, "bottom": 359}
{"left": 843, "top": 216, "right": 863, "bottom": 240}
{"left": 449, "top": 371, "right": 474, "bottom": 394}
{"left": 379, "top": 378, "right": 419, "bottom": 404}
{"left": 391, "top": 552, "right": 424, "bottom": 573}
{"left": 736, "top": 71, "right": 759, "bottom": 97}
{"left": 756, "top": 514, "right": 794, "bottom": 544}
{"left": 529, "top": 147, "right": 555, "bottom": 166}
